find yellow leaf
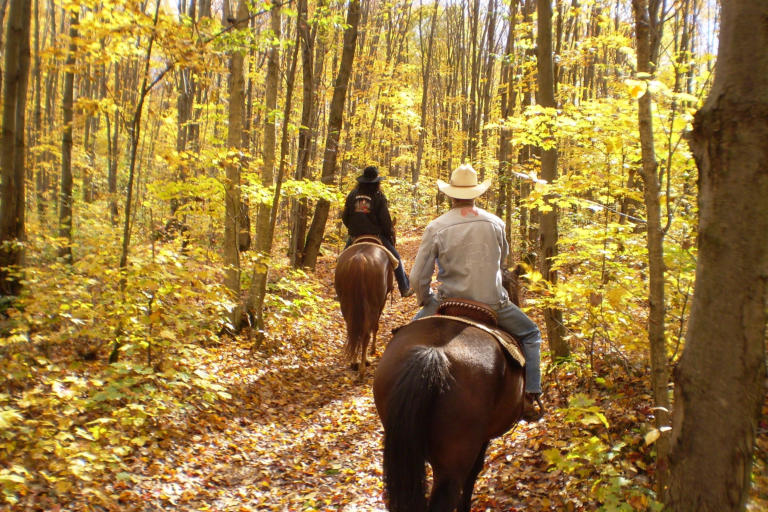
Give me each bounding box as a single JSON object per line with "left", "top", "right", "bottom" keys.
{"left": 644, "top": 428, "right": 660, "bottom": 445}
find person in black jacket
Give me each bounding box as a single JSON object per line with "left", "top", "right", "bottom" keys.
{"left": 342, "top": 166, "right": 413, "bottom": 297}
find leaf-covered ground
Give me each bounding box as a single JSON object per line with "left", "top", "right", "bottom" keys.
{"left": 14, "top": 230, "right": 767, "bottom": 511}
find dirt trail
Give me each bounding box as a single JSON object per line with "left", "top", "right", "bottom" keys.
{"left": 122, "top": 229, "right": 548, "bottom": 511}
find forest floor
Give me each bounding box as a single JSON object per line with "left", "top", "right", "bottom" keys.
{"left": 22, "top": 229, "right": 768, "bottom": 512}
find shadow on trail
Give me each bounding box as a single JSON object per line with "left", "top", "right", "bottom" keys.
{"left": 229, "top": 356, "right": 379, "bottom": 426}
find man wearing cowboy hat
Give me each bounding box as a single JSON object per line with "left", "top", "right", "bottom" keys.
{"left": 342, "top": 166, "right": 414, "bottom": 297}
{"left": 410, "top": 163, "right": 543, "bottom": 420}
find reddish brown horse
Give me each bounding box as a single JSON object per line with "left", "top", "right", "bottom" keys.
{"left": 335, "top": 242, "right": 394, "bottom": 380}
{"left": 373, "top": 267, "right": 526, "bottom": 512}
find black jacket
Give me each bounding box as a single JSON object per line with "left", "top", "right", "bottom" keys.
{"left": 341, "top": 188, "right": 395, "bottom": 243}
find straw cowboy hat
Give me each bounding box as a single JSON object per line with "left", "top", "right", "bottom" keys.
{"left": 437, "top": 164, "right": 491, "bottom": 199}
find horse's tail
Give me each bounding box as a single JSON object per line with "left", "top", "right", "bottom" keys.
{"left": 337, "top": 253, "right": 380, "bottom": 361}
{"left": 383, "top": 345, "right": 452, "bottom": 512}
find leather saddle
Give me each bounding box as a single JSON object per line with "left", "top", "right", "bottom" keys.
{"left": 352, "top": 235, "right": 384, "bottom": 246}
{"left": 340, "top": 235, "right": 399, "bottom": 268}
{"left": 435, "top": 297, "right": 525, "bottom": 367}
{"left": 437, "top": 297, "right": 498, "bottom": 327}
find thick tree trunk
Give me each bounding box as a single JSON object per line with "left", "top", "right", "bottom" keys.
{"left": 0, "top": 0, "right": 31, "bottom": 297}
{"left": 300, "top": 0, "right": 361, "bottom": 269}
{"left": 536, "top": 0, "right": 569, "bottom": 359}
{"left": 244, "top": 2, "right": 281, "bottom": 330}
{"left": 222, "top": 0, "right": 249, "bottom": 323}
{"left": 632, "top": 0, "right": 671, "bottom": 494}
{"left": 666, "top": 2, "right": 768, "bottom": 510}
{"left": 58, "top": 11, "right": 77, "bottom": 263}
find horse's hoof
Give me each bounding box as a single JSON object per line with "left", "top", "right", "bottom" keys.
{"left": 350, "top": 362, "right": 359, "bottom": 371}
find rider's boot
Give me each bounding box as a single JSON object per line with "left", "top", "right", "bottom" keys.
{"left": 522, "top": 392, "right": 544, "bottom": 422}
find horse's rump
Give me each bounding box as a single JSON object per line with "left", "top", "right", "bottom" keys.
{"left": 334, "top": 244, "right": 393, "bottom": 360}
{"left": 373, "top": 317, "right": 525, "bottom": 511}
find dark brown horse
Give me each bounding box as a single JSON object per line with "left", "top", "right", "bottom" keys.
{"left": 373, "top": 269, "right": 526, "bottom": 512}
{"left": 334, "top": 242, "right": 394, "bottom": 380}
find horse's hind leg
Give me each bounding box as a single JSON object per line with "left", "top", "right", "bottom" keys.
{"left": 428, "top": 473, "right": 462, "bottom": 512}
{"left": 458, "top": 441, "right": 489, "bottom": 512}
{"left": 358, "top": 333, "right": 370, "bottom": 381}
{"left": 370, "top": 323, "right": 378, "bottom": 356}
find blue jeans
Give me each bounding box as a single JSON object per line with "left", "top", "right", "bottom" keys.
{"left": 414, "top": 295, "right": 542, "bottom": 393}
{"left": 346, "top": 237, "right": 410, "bottom": 294}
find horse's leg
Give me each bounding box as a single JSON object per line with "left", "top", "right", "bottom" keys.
{"left": 370, "top": 322, "right": 378, "bottom": 356}
{"left": 358, "top": 332, "right": 370, "bottom": 381}
{"left": 428, "top": 472, "right": 462, "bottom": 512}
{"left": 458, "top": 441, "right": 489, "bottom": 512}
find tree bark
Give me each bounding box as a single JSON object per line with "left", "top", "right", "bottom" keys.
{"left": 247, "top": 14, "right": 300, "bottom": 337}
{"left": 632, "top": 0, "right": 671, "bottom": 494}
{"left": 478, "top": 0, "right": 497, "bottom": 182}
{"left": 497, "top": 1, "right": 516, "bottom": 245}
{"left": 119, "top": 0, "right": 162, "bottom": 278}
{"left": 666, "top": 1, "right": 768, "bottom": 510}
{"left": 254, "top": 3, "right": 281, "bottom": 253}
{"left": 413, "top": 0, "right": 439, "bottom": 186}
{"left": 247, "top": 1, "right": 281, "bottom": 332}
{"left": 58, "top": 10, "right": 77, "bottom": 263}
{"left": 222, "top": 0, "right": 250, "bottom": 323}
{"left": 107, "top": 63, "right": 120, "bottom": 226}
{"left": 536, "top": 0, "right": 569, "bottom": 359}
{"left": 288, "top": 0, "right": 314, "bottom": 267}
{"left": 0, "top": 0, "right": 32, "bottom": 297}
{"left": 465, "top": 0, "right": 480, "bottom": 162}
{"left": 300, "top": 0, "right": 361, "bottom": 269}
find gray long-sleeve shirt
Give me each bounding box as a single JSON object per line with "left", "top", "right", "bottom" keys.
{"left": 410, "top": 206, "right": 510, "bottom": 308}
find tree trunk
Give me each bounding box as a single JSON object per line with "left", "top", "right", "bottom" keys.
{"left": 58, "top": 10, "right": 77, "bottom": 263}
{"left": 222, "top": 0, "right": 249, "bottom": 324}
{"left": 32, "top": 0, "right": 43, "bottom": 219}
{"left": 246, "top": 1, "right": 281, "bottom": 332}
{"left": 536, "top": 0, "right": 569, "bottom": 359}
{"left": 119, "top": 0, "right": 161, "bottom": 276}
{"left": 0, "top": 0, "right": 32, "bottom": 297}
{"left": 413, "top": 0, "right": 438, "bottom": 186}
{"left": 288, "top": 0, "right": 313, "bottom": 267}
{"left": 247, "top": 15, "right": 300, "bottom": 337}
{"left": 300, "top": 0, "right": 361, "bottom": 269}
{"left": 632, "top": 0, "right": 671, "bottom": 494}
{"left": 465, "top": 0, "right": 480, "bottom": 162}
{"left": 107, "top": 64, "right": 120, "bottom": 226}
{"left": 666, "top": 2, "right": 768, "bottom": 510}
{"left": 496, "top": 1, "right": 516, "bottom": 244}
{"left": 478, "top": 0, "right": 497, "bottom": 182}
{"left": 254, "top": 3, "right": 281, "bottom": 253}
